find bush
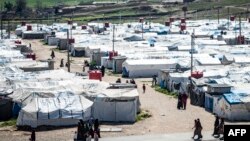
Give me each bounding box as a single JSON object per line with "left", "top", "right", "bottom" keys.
{"left": 136, "top": 110, "right": 152, "bottom": 122}
{"left": 153, "top": 85, "right": 178, "bottom": 98}
{"left": 0, "top": 119, "right": 17, "bottom": 127}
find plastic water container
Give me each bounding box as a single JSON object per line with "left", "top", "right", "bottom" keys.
{"left": 89, "top": 70, "right": 102, "bottom": 81}
{"left": 191, "top": 71, "right": 203, "bottom": 79}
{"left": 109, "top": 51, "right": 118, "bottom": 60}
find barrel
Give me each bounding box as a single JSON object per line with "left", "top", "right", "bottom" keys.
{"left": 109, "top": 51, "right": 118, "bottom": 60}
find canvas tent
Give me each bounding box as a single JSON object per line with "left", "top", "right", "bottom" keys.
{"left": 17, "top": 92, "right": 93, "bottom": 127}
{"left": 122, "top": 59, "right": 177, "bottom": 78}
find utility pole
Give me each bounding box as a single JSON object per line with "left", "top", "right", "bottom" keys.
{"left": 190, "top": 30, "right": 195, "bottom": 96}
{"left": 141, "top": 19, "right": 143, "bottom": 39}
{"left": 217, "top": 8, "right": 220, "bottom": 24}
{"left": 247, "top": 5, "right": 249, "bottom": 20}
{"left": 0, "top": 3, "right": 3, "bottom": 39}
{"left": 239, "top": 14, "right": 241, "bottom": 37}
{"left": 190, "top": 31, "right": 195, "bottom": 78}
{"left": 112, "top": 25, "right": 115, "bottom": 52}
{"left": 67, "top": 29, "right": 70, "bottom": 72}
{"left": 227, "top": 7, "right": 229, "bottom": 30}
{"left": 8, "top": 20, "right": 10, "bottom": 39}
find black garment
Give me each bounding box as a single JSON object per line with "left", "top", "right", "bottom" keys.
{"left": 101, "top": 66, "right": 105, "bottom": 77}
{"left": 94, "top": 119, "right": 100, "bottom": 138}
{"left": 177, "top": 94, "right": 182, "bottom": 109}
{"left": 213, "top": 117, "right": 220, "bottom": 135}
{"left": 31, "top": 131, "right": 35, "bottom": 141}
{"left": 142, "top": 84, "right": 146, "bottom": 93}
{"left": 60, "top": 59, "right": 64, "bottom": 67}
{"left": 51, "top": 50, "right": 55, "bottom": 59}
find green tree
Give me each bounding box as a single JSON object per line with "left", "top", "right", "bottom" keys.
{"left": 16, "top": 0, "right": 27, "bottom": 13}
{"left": 4, "top": 1, "right": 13, "bottom": 11}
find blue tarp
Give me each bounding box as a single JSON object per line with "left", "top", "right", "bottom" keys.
{"left": 205, "top": 94, "right": 213, "bottom": 112}
{"left": 223, "top": 93, "right": 248, "bottom": 105}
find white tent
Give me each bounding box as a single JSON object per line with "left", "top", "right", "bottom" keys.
{"left": 17, "top": 92, "right": 93, "bottom": 127}
{"left": 122, "top": 59, "right": 177, "bottom": 78}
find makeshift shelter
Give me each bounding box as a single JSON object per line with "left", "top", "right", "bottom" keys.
{"left": 17, "top": 92, "right": 93, "bottom": 127}
{"left": 213, "top": 92, "right": 250, "bottom": 121}
{"left": 22, "top": 31, "right": 45, "bottom": 39}
{"left": 91, "top": 88, "right": 139, "bottom": 122}
{"left": 112, "top": 56, "right": 127, "bottom": 73}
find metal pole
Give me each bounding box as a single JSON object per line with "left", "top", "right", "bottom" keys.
{"left": 228, "top": 7, "right": 229, "bottom": 30}
{"left": 0, "top": 3, "right": 2, "bottom": 39}
{"left": 112, "top": 25, "right": 115, "bottom": 52}
{"left": 239, "top": 15, "right": 241, "bottom": 37}
{"left": 190, "top": 30, "right": 195, "bottom": 96}
{"left": 67, "top": 29, "right": 70, "bottom": 72}
{"left": 141, "top": 21, "right": 143, "bottom": 39}
{"left": 8, "top": 20, "right": 10, "bottom": 39}
{"left": 218, "top": 8, "right": 220, "bottom": 24}
{"left": 191, "top": 31, "right": 195, "bottom": 77}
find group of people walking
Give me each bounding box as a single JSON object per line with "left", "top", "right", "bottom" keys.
{"left": 191, "top": 116, "right": 224, "bottom": 140}
{"left": 76, "top": 118, "right": 100, "bottom": 141}
{"left": 212, "top": 116, "right": 224, "bottom": 140}
{"left": 192, "top": 118, "right": 203, "bottom": 140}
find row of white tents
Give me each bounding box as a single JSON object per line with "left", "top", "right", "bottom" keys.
{"left": 1, "top": 37, "right": 140, "bottom": 127}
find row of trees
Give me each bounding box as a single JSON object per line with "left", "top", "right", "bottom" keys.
{"left": 4, "top": 0, "right": 26, "bottom": 13}
{"left": 3, "top": 0, "right": 44, "bottom": 13}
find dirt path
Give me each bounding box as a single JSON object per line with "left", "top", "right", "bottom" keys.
{"left": 0, "top": 39, "right": 215, "bottom": 141}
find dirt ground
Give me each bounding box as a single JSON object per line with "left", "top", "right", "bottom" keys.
{"left": 0, "top": 39, "right": 218, "bottom": 141}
